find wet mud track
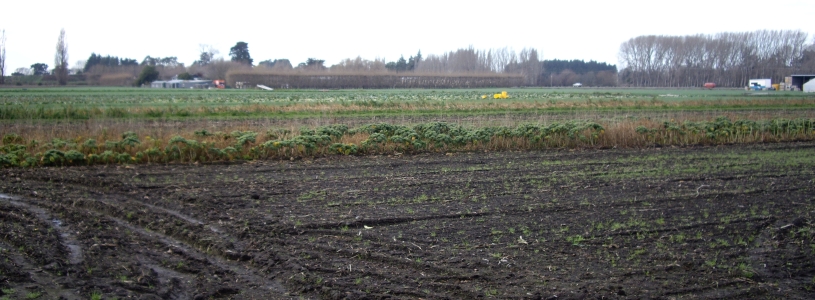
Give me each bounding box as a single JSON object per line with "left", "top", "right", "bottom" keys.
{"left": 1, "top": 142, "right": 814, "bottom": 299}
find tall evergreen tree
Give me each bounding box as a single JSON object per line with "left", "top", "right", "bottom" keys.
{"left": 229, "top": 42, "right": 253, "bottom": 66}
{"left": 30, "top": 63, "right": 49, "bottom": 75}
{"left": 395, "top": 56, "right": 407, "bottom": 72}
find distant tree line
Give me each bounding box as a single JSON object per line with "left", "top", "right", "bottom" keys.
{"left": 12, "top": 29, "right": 815, "bottom": 89}
{"left": 618, "top": 30, "right": 815, "bottom": 87}
{"left": 79, "top": 54, "right": 188, "bottom": 86}
{"left": 3, "top": 34, "right": 624, "bottom": 87}
{"left": 84, "top": 53, "right": 138, "bottom": 72}
{"left": 227, "top": 71, "right": 524, "bottom": 89}
{"left": 140, "top": 56, "right": 182, "bottom": 67}
{"left": 298, "top": 58, "right": 326, "bottom": 71}
{"left": 329, "top": 57, "right": 387, "bottom": 73}
{"left": 2, "top": 35, "right": 620, "bottom": 87}
{"left": 385, "top": 51, "right": 422, "bottom": 73}
{"left": 539, "top": 59, "right": 618, "bottom": 87}
{"left": 227, "top": 46, "right": 619, "bottom": 88}
{"left": 257, "top": 59, "right": 293, "bottom": 70}
{"left": 542, "top": 59, "right": 616, "bottom": 75}
{"left": 381, "top": 48, "right": 616, "bottom": 86}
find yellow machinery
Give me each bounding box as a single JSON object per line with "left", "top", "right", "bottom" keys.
{"left": 482, "top": 91, "right": 509, "bottom": 99}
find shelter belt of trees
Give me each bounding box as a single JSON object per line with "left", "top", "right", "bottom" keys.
{"left": 618, "top": 30, "right": 815, "bottom": 87}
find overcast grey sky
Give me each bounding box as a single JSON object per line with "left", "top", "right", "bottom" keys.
{"left": 2, "top": 0, "right": 815, "bottom": 73}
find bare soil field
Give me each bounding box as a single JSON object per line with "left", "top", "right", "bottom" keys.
{"left": 1, "top": 142, "right": 814, "bottom": 299}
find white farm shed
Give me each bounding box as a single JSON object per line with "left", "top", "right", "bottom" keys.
{"left": 804, "top": 79, "right": 815, "bottom": 93}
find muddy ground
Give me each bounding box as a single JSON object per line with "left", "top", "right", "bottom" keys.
{"left": 1, "top": 142, "right": 814, "bottom": 299}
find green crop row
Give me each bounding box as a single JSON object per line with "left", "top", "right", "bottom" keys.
{"left": 3, "top": 88, "right": 813, "bottom": 121}
{"left": 0, "top": 121, "right": 605, "bottom": 167}
{"left": 2, "top": 117, "right": 814, "bottom": 168}
{"left": 0, "top": 88, "right": 763, "bottom": 107}
{"left": 636, "top": 117, "right": 815, "bottom": 145}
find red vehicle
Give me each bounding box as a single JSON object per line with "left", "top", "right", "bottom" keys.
{"left": 213, "top": 80, "right": 226, "bottom": 89}
{"left": 703, "top": 82, "right": 716, "bottom": 89}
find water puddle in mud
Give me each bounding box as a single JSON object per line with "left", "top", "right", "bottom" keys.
{"left": 0, "top": 193, "right": 84, "bottom": 265}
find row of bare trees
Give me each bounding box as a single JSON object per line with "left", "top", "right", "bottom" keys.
{"left": 323, "top": 48, "right": 618, "bottom": 87}
{"left": 415, "top": 46, "right": 542, "bottom": 85}
{"left": 226, "top": 46, "right": 549, "bottom": 88}
{"left": 329, "top": 57, "right": 388, "bottom": 73}
{"left": 618, "top": 30, "right": 815, "bottom": 87}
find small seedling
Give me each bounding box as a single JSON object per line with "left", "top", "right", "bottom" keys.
{"left": 25, "top": 292, "right": 42, "bottom": 299}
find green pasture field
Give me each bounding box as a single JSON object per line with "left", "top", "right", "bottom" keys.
{"left": 2, "top": 87, "right": 815, "bottom": 168}
{"left": 1, "top": 87, "right": 814, "bottom": 121}
{"left": 0, "top": 87, "right": 808, "bottom": 106}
